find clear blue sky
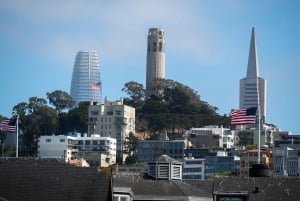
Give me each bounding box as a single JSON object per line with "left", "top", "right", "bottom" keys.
{"left": 0, "top": 1, "right": 299, "bottom": 134}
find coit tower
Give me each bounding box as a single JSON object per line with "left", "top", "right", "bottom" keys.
{"left": 70, "top": 50, "right": 102, "bottom": 104}
{"left": 146, "top": 28, "right": 165, "bottom": 95}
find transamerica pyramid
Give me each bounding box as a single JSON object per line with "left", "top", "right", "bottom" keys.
{"left": 240, "top": 27, "right": 267, "bottom": 123}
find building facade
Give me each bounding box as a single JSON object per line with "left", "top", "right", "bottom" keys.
{"left": 184, "top": 126, "right": 229, "bottom": 149}
{"left": 182, "top": 157, "right": 205, "bottom": 180}
{"left": 146, "top": 28, "right": 165, "bottom": 95}
{"left": 273, "top": 133, "right": 300, "bottom": 147}
{"left": 204, "top": 153, "right": 240, "bottom": 179}
{"left": 137, "top": 139, "right": 187, "bottom": 162}
{"left": 273, "top": 145, "right": 300, "bottom": 176}
{"left": 38, "top": 134, "right": 116, "bottom": 167}
{"left": 239, "top": 28, "right": 266, "bottom": 122}
{"left": 240, "top": 149, "right": 270, "bottom": 176}
{"left": 88, "top": 98, "right": 135, "bottom": 162}
{"left": 185, "top": 148, "right": 210, "bottom": 159}
{"left": 70, "top": 50, "right": 102, "bottom": 104}
{"left": 222, "top": 130, "right": 235, "bottom": 149}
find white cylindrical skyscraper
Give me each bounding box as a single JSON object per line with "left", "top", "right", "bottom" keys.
{"left": 70, "top": 50, "right": 102, "bottom": 104}
{"left": 146, "top": 28, "right": 165, "bottom": 95}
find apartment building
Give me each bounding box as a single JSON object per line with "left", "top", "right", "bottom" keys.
{"left": 38, "top": 134, "right": 116, "bottom": 167}
{"left": 88, "top": 98, "right": 135, "bottom": 162}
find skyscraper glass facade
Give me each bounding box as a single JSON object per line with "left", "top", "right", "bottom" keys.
{"left": 70, "top": 51, "right": 102, "bottom": 104}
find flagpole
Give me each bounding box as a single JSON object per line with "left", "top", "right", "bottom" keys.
{"left": 256, "top": 74, "right": 261, "bottom": 164}
{"left": 16, "top": 115, "right": 19, "bottom": 158}
{"left": 257, "top": 76, "right": 261, "bottom": 164}
{"left": 258, "top": 107, "right": 260, "bottom": 164}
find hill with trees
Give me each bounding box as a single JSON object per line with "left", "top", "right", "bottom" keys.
{"left": 122, "top": 79, "right": 230, "bottom": 135}
{"left": 1, "top": 79, "right": 230, "bottom": 156}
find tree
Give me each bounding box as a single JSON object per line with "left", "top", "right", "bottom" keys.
{"left": 12, "top": 102, "right": 28, "bottom": 118}
{"left": 12, "top": 97, "right": 58, "bottom": 156}
{"left": 64, "top": 102, "right": 89, "bottom": 133}
{"left": 237, "top": 130, "right": 254, "bottom": 148}
{"left": 124, "top": 132, "right": 138, "bottom": 164}
{"left": 122, "top": 79, "right": 231, "bottom": 135}
{"left": 7, "top": 92, "right": 90, "bottom": 156}
{"left": 122, "top": 81, "right": 145, "bottom": 109}
{"left": 47, "top": 90, "right": 75, "bottom": 113}
{"left": 28, "top": 97, "right": 48, "bottom": 114}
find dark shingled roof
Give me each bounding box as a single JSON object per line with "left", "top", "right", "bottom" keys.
{"left": 212, "top": 177, "right": 300, "bottom": 201}
{"left": 0, "top": 158, "right": 111, "bottom": 201}
{"left": 113, "top": 173, "right": 212, "bottom": 199}
{"left": 113, "top": 172, "right": 300, "bottom": 201}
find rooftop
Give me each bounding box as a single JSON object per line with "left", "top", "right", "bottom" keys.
{"left": 113, "top": 172, "right": 300, "bottom": 201}
{"left": 0, "top": 158, "right": 111, "bottom": 201}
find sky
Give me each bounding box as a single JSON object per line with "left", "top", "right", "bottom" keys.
{"left": 0, "top": 0, "right": 299, "bottom": 134}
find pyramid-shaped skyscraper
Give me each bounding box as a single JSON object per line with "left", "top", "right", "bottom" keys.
{"left": 240, "top": 28, "right": 267, "bottom": 122}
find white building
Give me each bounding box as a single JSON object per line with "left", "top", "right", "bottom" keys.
{"left": 38, "top": 135, "right": 71, "bottom": 160}
{"left": 88, "top": 98, "right": 135, "bottom": 162}
{"left": 222, "top": 130, "right": 235, "bottom": 149}
{"left": 38, "top": 134, "right": 116, "bottom": 167}
{"left": 182, "top": 157, "right": 205, "bottom": 180}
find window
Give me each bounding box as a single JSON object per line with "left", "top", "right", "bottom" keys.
{"left": 159, "top": 42, "right": 162, "bottom": 51}
{"left": 120, "top": 197, "right": 128, "bottom": 201}
{"left": 91, "top": 110, "right": 99, "bottom": 115}
{"left": 60, "top": 139, "right": 65, "bottom": 143}
{"left": 46, "top": 139, "right": 51, "bottom": 142}
{"left": 113, "top": 195, "right": 130, "bottom": 201}
{"left": 153, "top": 42, "right": 157, "bottom": 52}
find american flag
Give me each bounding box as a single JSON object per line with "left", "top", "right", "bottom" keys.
{"left": 91, "top": 82, "right": 101, "bottom": 90}
{"left": 230, "top": 107, "right": 257, "bottom": 125}
{"left": 0, "top": 118, "right": 17, "bottom": 132}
